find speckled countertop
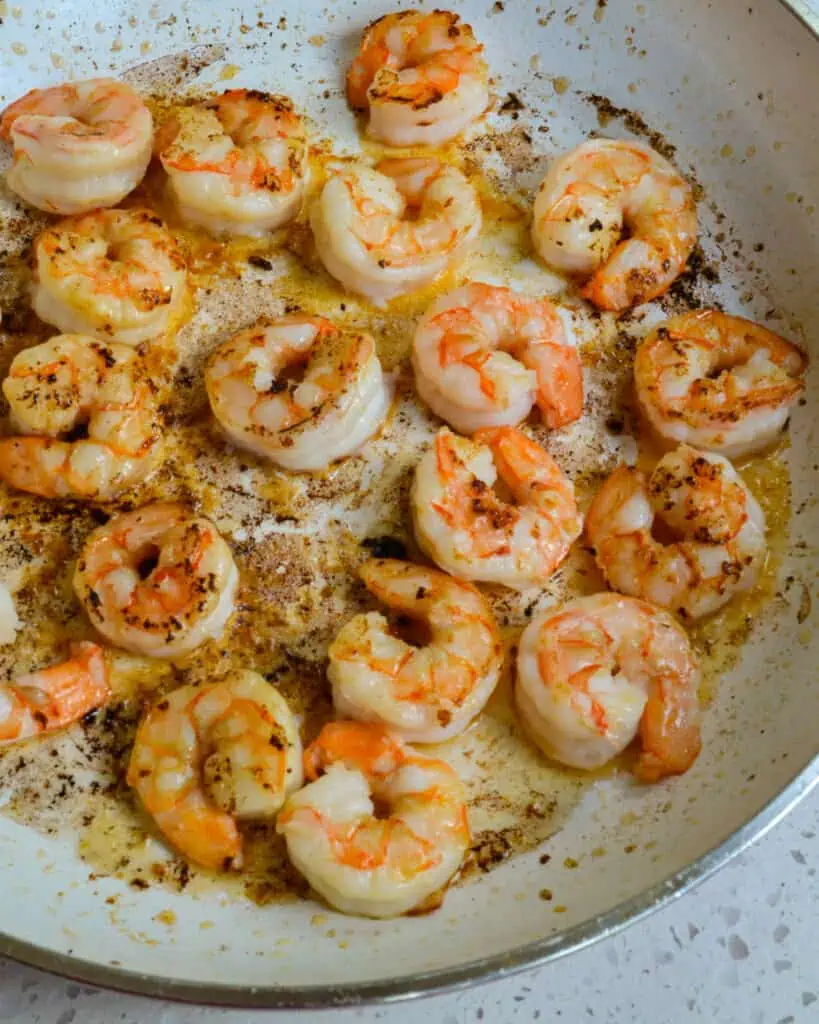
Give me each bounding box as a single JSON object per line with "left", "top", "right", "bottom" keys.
{"left": 0, "top": 788, "right": 815, "bottom": 1023}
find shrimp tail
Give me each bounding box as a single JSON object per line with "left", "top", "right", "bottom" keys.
{"left": 305, "top": 720, "right": 404, "bottom": 781}
{"left": 475, "top": 426, "right": 564, "bottom": 495}
{"left": 637, "top": 678, "right": 702, "bottom": 783}
{"left": 3, "top": 641, "right": 110, "bottom": 743}
{"left": 150, "top": 802, "right": 243, "bottom": 872}
{"left": 0, "top": 438, "right": 63, "bottom": 498}
{"left": 533, "top": 343, "right": 584, "bottom": 429}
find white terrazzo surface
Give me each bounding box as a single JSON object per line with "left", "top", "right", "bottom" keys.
{"left": 0, "top": 788, "right": 816, "bottom": 1023}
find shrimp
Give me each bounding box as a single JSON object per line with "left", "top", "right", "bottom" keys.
{"left": 277, "top": 720, "right": 469, "bottom": 917}
{"left": 156, "top": 90, "right": 307, "bottom": 237}
{"left": 73, "top": 502, "right": 239, "bottom": 658}
{"left": 205, "top": 315, "right": 391, "bottom": 471}
{"left": 586, "top": 445, "right": 766, "bottom": 619}
{"left": 347, "top": 10, "right": 489, "bottom": 147}
{"left": 328, "top": 559, "right": 502, "bottom": 743}
{"left": 412, "top": 426, "right": 582, "bottom": 589}
{"left": 31, "top": 208, "right": 188, "bottom": 346}
{"left": 634, "top": 310, "right": 808, "bottom": 459}
{"left": 127, "top": 671, "right": 303, "bottom": 870}
{"left": 0, "top": 642, "right": 109, "bottom": 746}
{"left": 412, "top": 282, "right": 583, "bottom": 434}
{"left": 0, "top": 333, "right": 161, "bottom": 500}
{"left": 532, "top": 139, "right": 697, "bottom": 311}
{"left": 0, "top": 77, "right": 152, "bottom": 215}
{"left": 516, "top": 593, "right": 701, "bottom": 781}
{"left": 311, "top": 158, "right": 481, "bottom": 306}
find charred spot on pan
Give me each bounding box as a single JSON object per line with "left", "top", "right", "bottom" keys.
{"left": 248, "top": 255, "right": 274, "bottom": 271}
{"left": 470, "top": 831, "right": 512, "bottom": 871}
{"left": 499, "top": 92, "right": 525, "bottom": 115}
{"left": 666, "top": 245, "right": 721, "bottom": 309}
{"left": 579, "top": 91, "right": 677, "bottom": 161}
{"left": 361, "top": 535, "right": 407, "bottom": 560}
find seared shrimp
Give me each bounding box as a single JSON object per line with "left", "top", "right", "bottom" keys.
{"left": 205, "top": 315, "right": 390, "bottom": 471}
{"left": 413, "top": 426, "right": 582, "bottom": 589}
{"left": 347, "top": 10, "right": 489, "bottom": 147}
{"left": 516, "top": 593, "right": 701, "bottom": 781}
{"left": 586, "top": 445, "right": 766, "bottom": 619}
{"left": 156, "top": 90, "right": 307, "bottom": 237}
{"left": 127, "top": 672, "right": 302, "bottom": 870}
{"left": 635, "top": 311, "right": 808, "bottom": 459}
{"left": 0, "top": 334, "right": 160, "bottom": 500}
{"left": 0, "top": 642, "right": 109, "bottom": 746}
{"left": 412, "top": 282, "right": 583, "bottom": 434}
{"left": 1, "top": 78, "right": 152, "bottom": 215}
{"left": 32, "top": 209, "right": 188, "bottom": 346}
{"left": 328, "top": 559, "right": 502, "bottom": 743}
{"left": 278, "top": 721, "right": 469, "bottom": 917}
{"left": 532, "top": 140, "right": 697, "bottom": 311}
{"left": 74, "top": 502, "right": 238, "bottom": 658}
{"left": 311, "top": 158, "right": 481, "bottom": 305}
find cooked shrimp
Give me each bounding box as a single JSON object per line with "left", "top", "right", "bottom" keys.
{"left": 516, "top": 593, "right": 701, "bottom": 781}
{"left": 328, "top": 559, "right": 502, "bottom": 743}
{"left": 156, "top": 90, "right": 307, "bottom": 237}
{"left": 412, "top": 426, "right": 582, "bottom": 589}
{"left": 412, "top": 282, "right": 583, "bottom": 434}
{"left": 0, "top": 334, "right": 160, "bottom": 500}
{"left": 0, "top": 642, "right": 109, "bottom": 746}
{"left": 311, "top": 158, "right": 481, "bottom": 306}
{"left": 1, "top": 78, "right": 152, "bottom": 215}
{"left": 205, "top": 315, "right": 390, "bottom": 471}
{"left": 635, "top": 310, "right": 808, "bottom": 459}
{"left": 127, "top": 671, "right": 302, "bottom": 870}
{"left": 586, "top": 445, "right": 766, "bottom": 619}
{"left": 347, "top": 10, "right": 489, "bottom": 147}
{"left": 277, "top": 721, "right": 469, "bottom": 917}
{"left": 532, "top": 139, "right": 697, "bottom": 311}
{"left": 31, "top": 208, "right": 188, "bottom": 346}
{"left": 73, "top": 502, "right": 238, "bottom": 658}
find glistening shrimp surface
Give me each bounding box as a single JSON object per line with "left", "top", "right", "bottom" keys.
{"left": 0, "top": 32, "right": 802, "bottom": 913}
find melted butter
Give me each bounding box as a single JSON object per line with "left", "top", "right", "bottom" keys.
{"left": 691, "top": 445, "right": 791, "bottom": 701}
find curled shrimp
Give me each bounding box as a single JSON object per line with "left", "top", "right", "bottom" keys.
{"left": 73, "top": 502, "right": 239, "bottom": 658}
{"left": 156, "top": 90, "right": 307, "bottom": 237}
{"left": 586, "top": 445, "right": 766, "bottom": 619}
{"left": 0, "top": 642, "right": 109, "bottom": 746}
{"left": 412, "top": 282, "right": 583, "bottom": 434}
{"left": 328, "top": 558, "right": 503, "bottom": 743}
{"left": 277, "top": 720, "right": 469, "bottom": 918}
{"left": 1, "top": 77, "right": 152, "bottom": 215}
{"left": 412, "top": 426, "right": 582, "bottom": 589}
{"left": 205, "top": 315, "right": 390, "bottom": 471}
{"left": 635, "top": 310, "right": 808, "bottom": 459}
{"left": 127, "top": 671, "right": 303, "bottom": 870}
{"left": 311, "top": 158, "right": 481, "bottom": 306}
{"left": 0, "top": 333, "right": 161, "bottom": 500}
{"left": 516, "top": 593, "right": 701, "bottom": 781}
{"left": 532, "top": 139, "right": 697, "bottom": 311}
{"left": 347, "top": 10, "right": 489, "bottom": 147}
{"left": 31, "top": 208, "right": 188, "bottom": 346}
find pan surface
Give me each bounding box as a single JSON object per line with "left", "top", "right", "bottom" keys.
{"left": 0, "top": 0, "right": 817, "bottom": 1008}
